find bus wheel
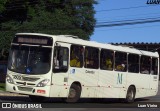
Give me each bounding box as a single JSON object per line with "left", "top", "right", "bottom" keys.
{"left": 65, "top": 84, "right": 81, "bottom": 103}
{"left": 29, "top": 95, "right": 46, "bottom": 102}
{"left": 125, "top": 86, "right": 136, "bottom": 103}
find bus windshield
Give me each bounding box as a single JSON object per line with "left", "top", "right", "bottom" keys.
{"left": 8, "top": 45, "right": 51, "bottom": 74}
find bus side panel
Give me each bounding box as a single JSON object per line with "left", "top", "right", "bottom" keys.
{"left": 126, "top": 73, "right": 150, "bottom": 98}
{"left": 49, "top": 73, "right": 69, "bottom": 97}
{"left": 68, "top": 68, "right": 99, "bottom": 98}
{"left": 114, "top": 72, "right": 127, "bottom": 98}
{"left": 98, "top": 71, "right": 127, "bottom": 98}
{"left": 146, "top": 74, "right": 159, "bottom": 97}
{"left": 49, "top": 85, "right": 69, "bottom": 97}
{"left": 148, "top": 57, "right": 159, "bottom": 96}
{"left": 98, "top": 70, "right": 118, "bottom": 98}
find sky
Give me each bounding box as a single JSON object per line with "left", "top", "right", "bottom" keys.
{"left": 91, "top": 0, "right": 160, "bottom": 43}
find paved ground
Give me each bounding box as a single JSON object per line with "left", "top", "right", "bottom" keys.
{"left": 0, "top": 90, "right": 27, "bottom": 96}
{"left": 0, "top": 81, "right": 159, "bottom": 111}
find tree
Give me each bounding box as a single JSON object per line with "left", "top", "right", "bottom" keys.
{"left": 0, "top": 0, "right": 97, "bottom": 58}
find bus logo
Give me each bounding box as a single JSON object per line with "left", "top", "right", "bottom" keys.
{"left": 117, "top": 73, "right": 123, "bottom": 84}
{"left": 23, "top": 82, "right": 27, "bottom": 86}
{"left": 2, "top": 103, "right": 11, "bottom": 108}
{"left": 70, "top": 69, "right": 75, "bottom": 74}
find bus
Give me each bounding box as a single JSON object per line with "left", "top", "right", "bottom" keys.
{"left": 6, "top": 33, "right": 159, "bottom": 103}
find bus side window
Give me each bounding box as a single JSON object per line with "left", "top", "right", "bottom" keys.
{"left": 115, "top": 52, "right": 127, "bottom": 72}
{"left": 140, "top": 56, "right": 151, "bottom": 74}
{"left": 84, "top": 47, "right": 99, "bottom": 69}
{"left": 128, "top": 54, "right": 139, "bottom": 73}
{"left": 100, "top": 49, "right": 113, "bottom": 70}
{"left": 53, "top": 46, "right": 69, "bottom": 73}
{"left": 70, "top": 45, "right": 83, "bottom": 68}
{"left": 151, "top": 58, "right": 158, "bottom": 75}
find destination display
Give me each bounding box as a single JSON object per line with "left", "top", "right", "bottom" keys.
{"left": 13, "top": 35, "right": 53, "bottom": 46}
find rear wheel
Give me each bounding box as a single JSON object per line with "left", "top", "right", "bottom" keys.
{"left": 65, "top": 84, "right": 81, "bottom": 103}
{"left": 125, "top": 86, "right": 136, "bottom": 103}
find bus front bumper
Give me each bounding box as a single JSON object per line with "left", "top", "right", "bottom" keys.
{"left": 6, "top": 82, "right": 50, "bottom": 97}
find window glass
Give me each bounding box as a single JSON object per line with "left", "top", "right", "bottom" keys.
{"left": 28, "top": 47, "right": 51, "bottom": 74}
{"left": 128, "top": 54, "right": 139, "bottom": 73}
{"left": 100, "top": 49, "right": 114, "bottom": 70}
{"left": 140, "top": 56, "right": 151, "bottom": 74}
{"left": 84, "top": 47, "right": 99, "bottom": 69}
{"left": 8, "top": 45, "right": 51, "bottom": 74}
{"left": 151, "top": 58, "right": 158, "bottom": 75}
{"left": 70, "top": 45, "right": 84, "bottom": 68}
{"left": 53, "top": 46, "right": 69, "bottom": 73}
{"left": 115, "top": 52, "right": 127, "bottom": 72}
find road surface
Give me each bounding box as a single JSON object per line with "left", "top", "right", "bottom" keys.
{"left": 0, "top": 82, "right": 159, "bottom": 111}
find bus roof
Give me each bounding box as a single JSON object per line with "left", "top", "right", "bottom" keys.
{"left": 15, "top": 33, "right": 159, "bottom": 58}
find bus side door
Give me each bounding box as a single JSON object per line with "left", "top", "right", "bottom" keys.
{"left": 50, "top": 42, "right": 70, "bottom": 97}
{"left": 149, "top": 58, "right": 159, "bottom": 95}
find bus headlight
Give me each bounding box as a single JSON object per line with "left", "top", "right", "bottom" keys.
{"left": 37, "top": 79, "right": 50, "bottom": 87}
{"left": 6, "top": 75, "right": 14, "bottom": 84}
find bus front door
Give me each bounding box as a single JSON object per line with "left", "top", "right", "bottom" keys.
{"left": 50, "top": 42, "right": 70, "bottom": 98}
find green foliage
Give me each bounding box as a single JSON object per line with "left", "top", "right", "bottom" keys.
{"left": 0, "top": 0, "right": 7, "bottom": 13}
{"left": 0, "top": 0, "right": 97, "bottom": 56}
{"left": 0, "top": 83, "right": 5, "bottom": 91}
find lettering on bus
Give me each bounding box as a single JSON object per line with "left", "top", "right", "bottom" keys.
{"left": 117, "top": 73, "right": 123, "bottom": 84}
{"left": 85, "top": 70, "right": 95, "bottom": 74}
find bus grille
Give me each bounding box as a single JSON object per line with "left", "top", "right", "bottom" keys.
{"left": 16, "top": 82, "right": 36, "bottom": 86}
{"left": 22, "top": 77, "right": 40, "bottom": 82}
{"left": 18, "top": 86, "right": 33, "bottom": 92}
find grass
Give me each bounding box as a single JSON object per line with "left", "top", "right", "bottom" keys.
{"left": 0, "top": 83, "right": 5, "bottom": 91}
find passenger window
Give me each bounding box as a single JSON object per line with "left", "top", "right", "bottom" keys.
{"left": 140, "top": 56, "right": 151, "bottom": 74}
{"left": 53, "top": 46, "right": 69, "bottom": 73}
{"left": 100, "top": 49, "right": 114, "bottom": 70}
{"left": 115, "top": 52, "right": 127, "bottom": 72}
{"left": 128, "top": 54, "right": 139, "bottom": 73}
{"left": 84, "top": 47, "right": 99, "bottom": 69}
{"left": 151, "top": 58, "right": 158, "bottom": 75}
{"left": 70, "top": 45, "right": 84, "bottom": 68}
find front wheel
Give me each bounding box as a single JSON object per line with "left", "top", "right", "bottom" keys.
{"left": 125, "top": 86, "right": 136, "bottom": 103}
{"left": 65, "top": 84, "right": 81, "bottom": 103}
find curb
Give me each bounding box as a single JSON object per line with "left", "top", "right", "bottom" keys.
{"left": 0, "top": 93, "right": 27, "bottom": 97}
{"left": 0, "top": 91, "right": 27, "bottom": 97}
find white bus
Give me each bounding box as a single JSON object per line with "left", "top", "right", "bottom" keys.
{"left": 6, "top": 33, "right": 159, "bottom": 103}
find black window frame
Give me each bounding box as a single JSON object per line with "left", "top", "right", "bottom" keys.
{"left": 151, "top": 57, "right": 158, "bottom": 75}
{"left": 70, "top": 45, "right": 84, "bottom": 68}
{"left": 140, "top": 55, "right": 151, "bottom": 74}
{"left": 115, "top": 51, "right": 127, "bottom": 72}
{"left": 84, "top": 46, "right": 99, "bottom": 69}
{"left": 128, "top": 54, "right": 140, "bottom": 73}
{"left": 53, "top": 46, "right": 69, "bottom": 73}
{"left": 100, "top": 49, "right": 114, "bottom": 71}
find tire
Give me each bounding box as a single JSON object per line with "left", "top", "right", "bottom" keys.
{"left": 65, "top": 84, "right": 81, "bottom": 103}
{"left": 29, "top": 95, "right": 46, "bottom": 102}
{"left": 125, "top": 86, "right": 136, "bottom": 103}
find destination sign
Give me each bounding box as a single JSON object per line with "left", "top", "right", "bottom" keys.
{"left": 18, "top": 37, "right": 48, "bottom": 45}
{"left": 13, "top": 35, "right": 53, "bottom": 46}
